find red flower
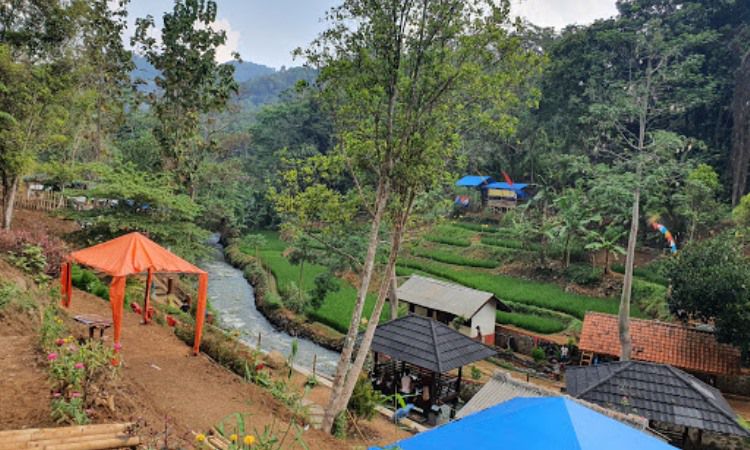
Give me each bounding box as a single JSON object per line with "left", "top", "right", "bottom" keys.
{"left": 55, "top": 338, "right": 64, "bottom": 346}
{"left": 110, "top": 358, "right": 120, "bottom": 367}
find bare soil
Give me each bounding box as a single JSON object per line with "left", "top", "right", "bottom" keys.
{"left": 61, "top": 288, "right": 409, "bottom": 449}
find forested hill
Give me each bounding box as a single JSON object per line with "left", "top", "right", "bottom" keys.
{"left": 131, "top": 54, "right": 316, "bottom": 111}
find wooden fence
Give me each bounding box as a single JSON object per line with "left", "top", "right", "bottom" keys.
{"left": 13, "top": 191, "right": 65, "bottom": 212}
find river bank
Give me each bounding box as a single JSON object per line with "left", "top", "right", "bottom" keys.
{"left": 222, "top": 239, "right": 346, "bottom": 355}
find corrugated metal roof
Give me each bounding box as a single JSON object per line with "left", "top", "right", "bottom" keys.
{"left": 485, "top": 182, "right": 529, "bottom": 190}
{"left": 456, "top": 175, "right": 492, "bottom": 187}
{"left": 370, "top": 314, "right": 497, "bottom": 373}
{"left": 397, "top": 275, "right": 509, "bottom": 318}
{"left": 566, "top": 361, "right": 750, "bottom": 437}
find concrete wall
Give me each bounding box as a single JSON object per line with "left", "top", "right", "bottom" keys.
{"left": 470, "top": 302, "right": 497, "bottom": 345}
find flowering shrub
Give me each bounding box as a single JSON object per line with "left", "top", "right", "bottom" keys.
{"left": 0, "top": 229, "right": 67, "bottom": 276}
{"left": 41, "top": 306, "right": 120, "bottom": 424}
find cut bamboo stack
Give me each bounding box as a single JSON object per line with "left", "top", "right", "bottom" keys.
{"left": 0, "top": 423, "right": 140, "bottom": 450}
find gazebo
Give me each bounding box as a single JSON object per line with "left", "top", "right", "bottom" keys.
{"left": 367, "top": 314, "right": 497, "bottom": 423}
{"left": 59, "top": 232, "right": 208, "bottom": 354}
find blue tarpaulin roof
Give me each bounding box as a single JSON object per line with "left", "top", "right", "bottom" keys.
{"left": 370, "top": 397, "right": 676, "bottom": 450}
{"left": 456, "top": 176, "right": 493, "bottom": 187}
{"left": 486, "top": 181, "right": 528, "bottom": 191}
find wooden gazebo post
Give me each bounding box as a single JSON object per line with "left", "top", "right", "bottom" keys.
{"left": 453, "top": 366, "right": 463, "bottom": 418}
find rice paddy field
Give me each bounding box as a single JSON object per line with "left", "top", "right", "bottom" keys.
{"left": 238, "top": 231, "right": 386, "bottom": 333}
{"left": 241, "top": 221, "right": 659, "bottom": 337}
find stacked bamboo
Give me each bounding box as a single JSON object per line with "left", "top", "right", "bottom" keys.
{"left": 0, "top": 423, "right": 140, "bottom": 450}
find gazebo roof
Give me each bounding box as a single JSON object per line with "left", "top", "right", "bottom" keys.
{"left": 369, "top": 314, "right": 496, "bottom": 373}
{"left": 68, "top": 232, "right": 205, "bottom": 277}
{"left": 566, "top": 361, "right": 750, "bottom": 437}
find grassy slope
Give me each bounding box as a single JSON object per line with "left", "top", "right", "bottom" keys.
{"left": 239, "top": 231, "right": 384, "bottom": 333}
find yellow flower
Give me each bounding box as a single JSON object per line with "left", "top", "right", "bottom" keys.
{"left": 55, "top": 318, "right": 63, "bottom": 324}
{"left": 230, "top": 434, "right": 238, "bottom": 442}
{"left": 243, "top": 435, "right": 256, "bottom": 446}
{"left": 195, "top": 433, "right": 206, "bottom": 442}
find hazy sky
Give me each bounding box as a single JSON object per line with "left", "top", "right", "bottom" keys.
{"left": 126, "top": 0, "right": 619, "bottom": 69}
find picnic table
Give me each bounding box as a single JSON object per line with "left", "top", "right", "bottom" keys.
{"left": 74, "top": 314, "right": 113, "bottom": 340}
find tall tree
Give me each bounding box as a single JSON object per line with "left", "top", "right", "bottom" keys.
{"left": 132, "top": 0, "right": 238, "bottom": 198}
{"left": 289, "top": 0, "right": 541, "bottom": 433}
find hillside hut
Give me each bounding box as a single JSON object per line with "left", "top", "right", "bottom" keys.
{"left": 397, "top": 275, "right": 510, "bottom": 345}
{"left": 485, "top": 181, "right": 529, "bottom": 213}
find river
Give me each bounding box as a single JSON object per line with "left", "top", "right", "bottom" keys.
{"left": 202, "top": 237, "right": 341, "bottom": 377}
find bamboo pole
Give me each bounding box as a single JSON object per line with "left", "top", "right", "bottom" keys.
{"left": 43, "top": 436, "right": 141, "bottom": 450}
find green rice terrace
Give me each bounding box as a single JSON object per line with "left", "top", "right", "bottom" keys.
{"left": 241, "top": 222, "right": 669, "bottom": 337}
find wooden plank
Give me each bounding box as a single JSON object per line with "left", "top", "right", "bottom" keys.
{"left": 28, "top": 433, "right": 136, "bottom": 448}
{"left": 0, "top": 424, "right": 132, "bottom": 443}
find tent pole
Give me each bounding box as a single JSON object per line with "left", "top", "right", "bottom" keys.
{"left": 143, "top": 268, "right": 154, "bottom": 324}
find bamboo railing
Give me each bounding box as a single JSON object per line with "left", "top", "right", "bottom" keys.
{"left": 0, "top": 423, "right": 140, "bottom": 450}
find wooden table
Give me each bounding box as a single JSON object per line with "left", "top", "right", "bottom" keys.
{"left": 74, "top": 314, "right": 113, "bottom": 340}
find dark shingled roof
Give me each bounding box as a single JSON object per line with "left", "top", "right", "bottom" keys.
{"left": 566, "top": 361, "right": 750, "bottom": 437}
{"left": 370, "top": 314, "right": 497, "bottom": 373}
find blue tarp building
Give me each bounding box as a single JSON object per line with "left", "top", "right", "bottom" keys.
{"left": 486, "top": 181, "right": 529, "bottom": 199}
{"left": 370, "top": 397, "right": 677, "bottom": 450}
{"left": 455, "top": 175, "right": 493, "bottom": 188}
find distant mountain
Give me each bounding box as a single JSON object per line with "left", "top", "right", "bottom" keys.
{"left": 225, "top": 60, "right": 275, "bottom": 84}
{"left": 129, "top": 55, "right": 318, "bottom": 114}
{"left": 130, "top": 54, "right": 277, "bottom": 89}
{"left": 237, "top": 66, "right": 318, "bottom": 109}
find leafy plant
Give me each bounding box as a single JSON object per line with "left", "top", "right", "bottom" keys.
{"left": 564, "top": 263, "right": 603, "bottom": 286}
{"left": 531, "top": 347, "right": 546, "bottom": 363}
{"left": 470, "top": 365, "right": 482, "bottom": 381}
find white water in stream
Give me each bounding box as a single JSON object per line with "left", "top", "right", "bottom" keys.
{"left": 202, "top": 236, "right": 341, "bottom": 377}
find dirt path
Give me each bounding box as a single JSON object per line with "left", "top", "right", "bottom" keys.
{"left": 64, "top": 288, "right": 407, "bottom": 449}
{"left": 0, "top": 335, "right": 54, "bottom": 430}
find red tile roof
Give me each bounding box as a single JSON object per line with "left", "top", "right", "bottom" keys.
{"left": 578, "top": 312, "right": 741, "bottom": 375}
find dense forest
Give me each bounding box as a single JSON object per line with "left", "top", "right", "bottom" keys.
{"left": 3, "top": 0, "right": 750, "bottom": 437}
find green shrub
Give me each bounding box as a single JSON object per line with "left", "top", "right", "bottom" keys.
{"left": 412, "top": 247, "right": 499, "bottom": 268}
{"left": 564, "top": 263, "right": 603, "bottom": 286}
{"left": 531, "top": 346, "right": 546, "bottom": 363}
{"left": 348, "top": 375, "right": 384, "bottom": 423}
{"left": 632, "top": 279, "right": 669, "bottom": 320}
{"left": 470, "top": 365, "right": 482, "bottom": 381}
{"left": 611, "top": 262, "right": 669, "bottom": 286}
{"left": 496, "top": 311, "right": 567, "bottom": 334}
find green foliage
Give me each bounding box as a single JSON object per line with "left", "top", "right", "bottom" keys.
{"left": 70, "top": 265, "right": 109, "bottom": 301}
{"left": 347, "top": 375, "right": 384, "bottom": 423}
{"left": 397, "top": 258, "right": 634, "bottom": 320}
{"left": 496, "top": 311, "right": 567, "bottom": 334}
{"left": 0, "top": 281, "right": 18, "bottom": 310}
{"left": 470, "top": 365, "right": 482, "bottom": 381}
{"left": 424, "top": 235, "right": 472, "bottom": 248}
{"left": 311, "top": 272, "right": 340, "bottom": 310}
{"left": 665, "top": 234, "right": 750, "bottom": 349}
{"left": 563, "top": 263, "right": 603, "bottom": 286}
{"left": 531, "top": 346, "right": 546, "bottom": 363}
{"left": 733, "top": 193, "right": 750, "bottom": 227}
{"left": 611, "top": 261, "right": 669, "bottom": 286}
{"left": 68, "top": 162, "right": 209, "bottom": 261}
{"left": 131, "top": 0, "right": 239, "bottom": 197}
{"left": 632, "top": 279, "right": 669, "bottom": 321}
{"left": 8, "top": 244, "right": 49, "bottom": 283}
{"left": 480, "top": 236, "right": 533, "bottom": 251}
{"left": 411, "top": 247, "right": 499, "bottom": 269}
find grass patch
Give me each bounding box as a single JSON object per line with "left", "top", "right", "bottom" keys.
{"left": 411, "top": 247, "right": 499, "bottom": 268}
{"left": 480, "top": 236, "right": 533, "bottom": 251}
{"left": 496, "top": 311, "right": 567, "bottom": 334}
{"left": 452, "top": 222, "right": 515, "bottom": 234}
{"left": 611, "top": 262, "right": 669, "bottom": 286}
{"left": 397, "top": 258, "right": 640, "bottom": 320}
{"left": 423, "top": 224, "right": 475, "bottom": 247}
{"left": 241, "top": 231, "right": 385, "bottom": 333}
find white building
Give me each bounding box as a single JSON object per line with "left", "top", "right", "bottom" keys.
{"left": 397, "top": 275, "right": 509, "bottom": 346}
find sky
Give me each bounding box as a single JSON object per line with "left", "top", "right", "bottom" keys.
{"left": 125, "top": 0, "right": 619, "bottom": 69}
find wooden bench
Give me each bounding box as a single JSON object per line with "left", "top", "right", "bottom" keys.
{"left": 0, "top": 423, "right": 140, "bottom": 450}
{"left": 74, "top": 314, "right": 112, "bottom": 340}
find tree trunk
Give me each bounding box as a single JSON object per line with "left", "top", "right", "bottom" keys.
{"left": 603, "top": 249, "right": 610, "bottom": 275}
{"left": 321, "top": 178, "right": 390, "bottom": 433}
{"left": 388, "top": 264, "right": 398, "bottom": 320}
{"left": 731, "top": 50, "right": 750, "bottom": 206}
{"left": 564, "top": 235, "right": 571, "bottom": 268}
{"left": 1, "top": 175, "right": 19, "bottom": 230}
{"left": 330, "top": 209, "right": 407, "bottom": 426}
{"left": 619, "top": 188, "right": 639, "bottom": 361}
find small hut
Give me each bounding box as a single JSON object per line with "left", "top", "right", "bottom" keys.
{"left": 367, "top": 314, "right": 497, "bottom": 424}
{"left": 397, "top": 275, "right": 510, "bottom": 345}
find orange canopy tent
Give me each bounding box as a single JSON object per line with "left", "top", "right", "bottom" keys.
{"left": 59, "top": 232, "right": 208, "bottom": 355}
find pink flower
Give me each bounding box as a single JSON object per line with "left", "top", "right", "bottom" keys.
{"left": 74, "top": 362, "right": 85, "bottom": 370}
{"left": 70, "top": 392, "right": 82, "bottom": 398}
{"left": 113, "top": 343, "right": 122, "bottom": 353}
{"left": 52, "top": 392, "right": 61, "bottom": 398}
{"left": 55, "top": 338, "right": 64, "bottom": 346}
{"left": 47, "top": 353, "right": 58, "bottom": 361}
